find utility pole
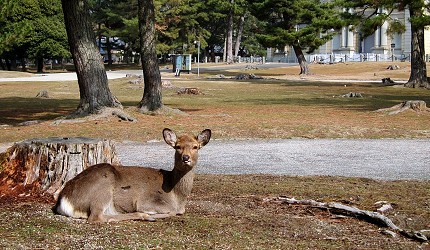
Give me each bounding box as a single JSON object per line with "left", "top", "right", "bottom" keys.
{"left": 194, "top": 40, "right": 200, "bottom": 77}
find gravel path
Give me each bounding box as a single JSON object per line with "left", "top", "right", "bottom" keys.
{"left": 116, "top": 139, "right": 430, "bottom": 181}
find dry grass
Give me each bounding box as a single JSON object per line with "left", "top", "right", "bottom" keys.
{"left": 266, "top": 61, "right": 412, "bottom": 81}
{"left": 1, "top": 175, "right": 429, "bottom": 249}
{"left": 0, "top": 62, "right": 430, "bottom": 249}
{"left": 1, "top": 62, "right": 430, "bottom": 143}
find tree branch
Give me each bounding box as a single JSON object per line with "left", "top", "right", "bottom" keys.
{"left": 276, "top": 196, "right": 429, "bottom": 242}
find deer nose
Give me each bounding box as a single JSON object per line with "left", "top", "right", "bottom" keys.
{"left": 182, "top": 155, "right": 190, "bottom": 162}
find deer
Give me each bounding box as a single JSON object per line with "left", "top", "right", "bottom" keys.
{"left": 52, "top": 128, "right": 211, "bottom": 223}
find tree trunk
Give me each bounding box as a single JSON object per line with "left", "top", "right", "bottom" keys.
{"left": 0, "top": 57, "right": 5, "bottom": 70}
{"left": 5, "top": 57, "right": 11, "bottom": 71}
{"left": 375, "top": 100, "right": 430, "bottom": 115}
{"left": 0, "top": 137, "right": 119, "bottom": 199}
{"left": 106, "top": 36, "right": 113, "bottom": 66}
{"left": 226, "top": 0, "right": 234, "bottom": 64}
{"left": 234, "top": 14, "right": 245, "bottom": 57}
{"left": 98, "top": 23, "right": 103, "bottom": 52}
{"left": 404, "top": 7, "right": 430, "bottom": 89}
{"left": 137, "top": 0, "right": 163, "bottom": 113}
{"left": 20, "top": 57, "right": 27, "bottom": 72}
{"left": 293, "top": 45, "right": 310, "bottom": 75}
{"left": 36, "top": 57, "right": 45, "bottom": 73}
{"left": 61, "top": 0, "right": 122, "bottom": 115}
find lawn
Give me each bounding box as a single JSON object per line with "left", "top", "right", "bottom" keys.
{"left": 0, "top": 62, "right": 429, "bottom": 249}
{"left": 0, "top": 62, "right": 429, "bottom": 143}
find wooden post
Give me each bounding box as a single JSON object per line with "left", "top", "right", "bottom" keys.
{"left": 0, "top": 137, "right": 119, "bottom": 199}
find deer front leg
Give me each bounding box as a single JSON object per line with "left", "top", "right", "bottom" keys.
{"left": 143, "top": 211, "right": 177, "bottom": 219}
{"left": 95, "top": 212, "right": 156, "bottom": 223}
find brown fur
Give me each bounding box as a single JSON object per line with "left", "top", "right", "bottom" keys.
{"left": 52, "top": 128, "right": 211, "bottom": 223}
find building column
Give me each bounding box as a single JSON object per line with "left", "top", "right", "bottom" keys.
{"left": 335, "top": 8, "right": 355, "bottom": 56}
{"left": 336, "top": 26, "right": 354, "bottom": 55}
{"left": 347, "top": 25, "right": 354, "bottom": 48}
{"left": 374, "top": 27, "right": 380, "bottom": 47}
{"left": 372, "top": 8, "right": 389, "bottom": 54}
{"left": 266, "top": 48, "right": 273, "bottom": 62}
{"left": 380, "top": 21, "right": 388, "bottom": 48}
{"left": 341, "top": 27, "right": 347, "bottom": 47}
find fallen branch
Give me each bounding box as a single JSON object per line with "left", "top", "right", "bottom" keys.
{"left": 276, "top": 196, "right": 429, "bottom": 242}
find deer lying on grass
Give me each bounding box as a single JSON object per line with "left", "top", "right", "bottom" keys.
{"left": 52, "top": 128, "right": 211, "bottom": 223}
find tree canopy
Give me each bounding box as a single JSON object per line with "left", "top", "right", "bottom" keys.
{"left": 340, "top": 0, "right": 430, "bottom": 88}
{"left": 0, "top": 0, "right": 69, "bottom": 72}
{"left": 250, "top": 0, "right": 343, "bottom": 74}
{"left": 1, "top": 0, "right": 429, "bottom": 90}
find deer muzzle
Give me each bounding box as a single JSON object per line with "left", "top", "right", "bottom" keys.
{"left": 182, "top": 155, "right": 191, "bottom": 164}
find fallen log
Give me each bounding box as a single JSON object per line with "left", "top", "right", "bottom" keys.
{"left": 276, "top": 196, "right": 428, "bottom": 242}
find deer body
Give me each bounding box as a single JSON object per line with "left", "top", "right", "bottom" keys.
{"left": 53, "top": 128, "right": 211, "bottom": 223}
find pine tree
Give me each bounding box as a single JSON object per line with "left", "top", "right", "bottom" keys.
{"left": 137, "top": 0, "right": 163, "bottom": 113}
{"left": 341, "top": 0, "right": 430, "bottom": 89}
{"left": 61, "top": 0, "right": 122, "bottom": 115}
{"left": 0, "top": 0, "right": 70, "bottom": 72}
{"left": 250, "top": 0, "right": 343, "bottom": 75}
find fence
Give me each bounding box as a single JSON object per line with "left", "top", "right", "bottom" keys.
{"left": 271, "top": 53, "right": 419, "bottom": 64}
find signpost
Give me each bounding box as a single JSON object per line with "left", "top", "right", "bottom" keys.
{"left": 194, "top": 40, "right": 200, "bottom": 78}
{"left": 173, "top": 54, "right": 191, "bottom": 76}
{"left": 391, "top": 43, "right": 395, "bottom": 62}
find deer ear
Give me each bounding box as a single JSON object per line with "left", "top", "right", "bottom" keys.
{"left": 197, "top": 129, "right": 211, "bottom": 147}
{"left": 163, "top": 128, "right": 177, "bottom": 147}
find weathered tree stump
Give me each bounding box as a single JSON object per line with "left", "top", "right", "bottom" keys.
{"left": 36, "top": 90, "right": 50, "bottom": 98}
{"left": 0, "top": 137, "right": 119, "bottom": 199}
{"left": 341, "top": 92, "right": 363, "bottom": 98}
{"left": 386, "top": 65, "right": 400, "bottom": 70}
{"left": 375, "top": 100, "right": 430, "bottom": 115}
{"left": 177, "top": 87, "right": 204, "bottom": 95}
{"left": 381, "top": 77, "right": 395, "bottom": 85}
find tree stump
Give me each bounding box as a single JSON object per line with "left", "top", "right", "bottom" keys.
{"left": 375, "top": 100, "right": 430, "bottom": 115}
{"left": 0, "top": 137, "right": 120, "bottom": 199}
{"left": 177, "top": 87, "right": 204, "bottom": 95}
{"left": 36, "top": 90, "right": 50, "bottom": 98}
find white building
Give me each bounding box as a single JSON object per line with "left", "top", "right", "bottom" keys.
{"left": 267, "top": 8, "right": 430, "bottom": 63}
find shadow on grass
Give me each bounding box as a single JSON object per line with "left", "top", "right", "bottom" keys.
{"left": 211, "top": 79, "right": 430, "bottom": 112}
{"left": 0, "top": 97, "right": 78, "bottom": 125}
{"left": 226, "top": 94, "right": 430, "bottom": 112}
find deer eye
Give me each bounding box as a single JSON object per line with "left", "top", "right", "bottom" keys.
{"left": 193, "top": 145, "right": 198, "bottom": 150}
{"left": 174, "top": 145, "right": 181, "bottom": 150}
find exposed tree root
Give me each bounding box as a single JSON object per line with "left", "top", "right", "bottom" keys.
{"left": 375, "top": 100, "right": 430, "bottom": 115}
{"left": 138, "top": 105, "right": 187, "bottom": 116}
{"left": 404, "top": 79, "right": 430, "bottom": 89}
{"left": 52, "top": 107, "right": 136, "bottom": 125}
{"left": 275, "top": 196, "right": 429, "bottom": 242}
